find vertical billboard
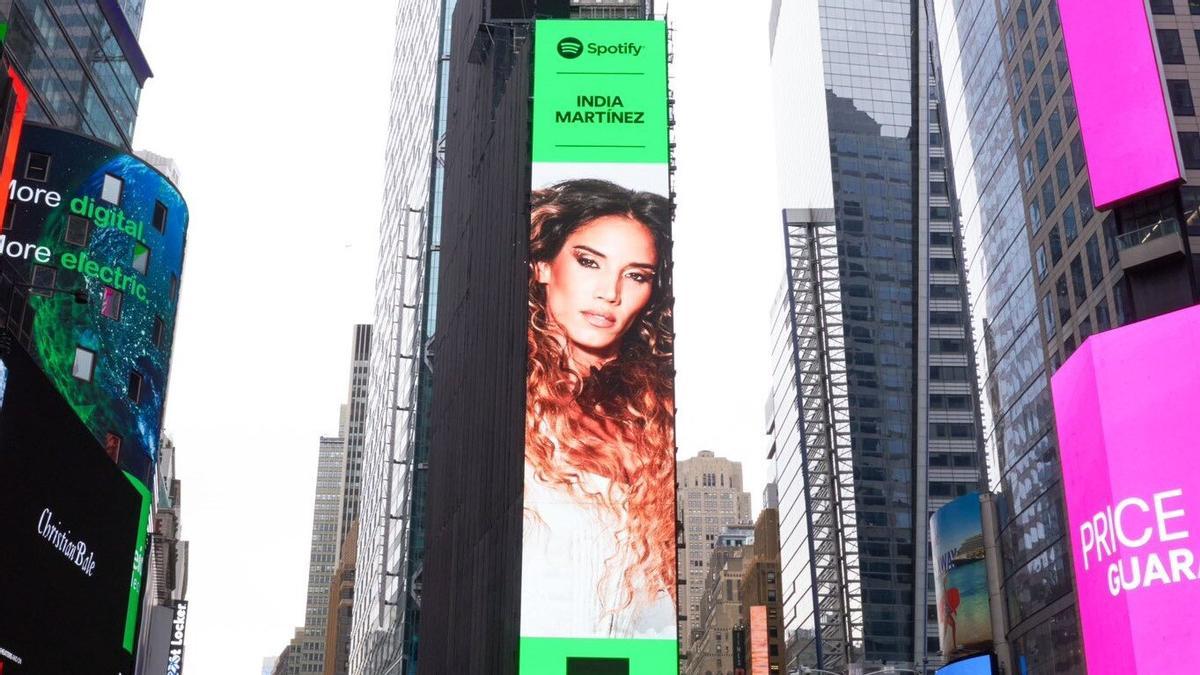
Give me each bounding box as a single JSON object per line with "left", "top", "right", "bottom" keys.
{"left": 1051, "top": 303, "right": 1200, "bottom": 674}
{"left": 0, "top": 343, "right": 147, "bottom": 674}
{"left": 749, "top": 606, "right": 768, "bottom": 675}
{"left": 520, "top": 19, "right": 675, "bottom": 675}
{"left": 1058, "top": 0, "right": 1182, "bottom": 208}
{"left": 929, "top": 493, "right": 991, "bottom": 658}
{"left": 0, "top": 124, "right": 189, "bottom": 487}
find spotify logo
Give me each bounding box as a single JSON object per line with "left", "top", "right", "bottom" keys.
{"left": 557, "top": 37, "right": 583, "bottom": 59}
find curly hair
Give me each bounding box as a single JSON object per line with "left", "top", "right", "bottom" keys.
{"left": 525, "top": 178, "right": 676, "bottom": 612}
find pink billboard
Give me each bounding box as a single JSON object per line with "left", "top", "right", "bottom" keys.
{"left": 1051, "top": 304, "right": 1200, "bottom": 673}
{"left": 1058, "top": 0, "right": 1182, "bottom": 209}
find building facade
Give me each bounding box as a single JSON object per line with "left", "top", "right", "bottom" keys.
{"left": 739, "top": 507, "right": 785, "bottom": 675}
{"left": 325, "top": 521, "right": 359, "bottom": 675}
{"left": 348, "top": 0, "right": 452, "bottom": 671}
{"left": 684, "top": 542, "right": 748, "bottom": 675}
{"left": 336, "top": 324, "right": 371, "bottom": 551}
{"left": 2, "top": 0, "right": 152, "bottom": 149}
{"left": 768, "top": 0, "right": 987, "bottom": 669}
{"left": 297, "top": 436, "right": 346, "bottom": 672}
{"left": 677, "top": 451, "right": 753, "bottom": 658}
{"left": 933, "top": 0, "right": 1200, "bottom": 670}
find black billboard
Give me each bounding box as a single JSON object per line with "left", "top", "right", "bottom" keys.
{"left": 0, "top": 341, "right": 146, "bottom": 674}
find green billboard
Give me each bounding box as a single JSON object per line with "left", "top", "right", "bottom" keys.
{"left": 522, "top": 19, "right": 676, "bottom": 675}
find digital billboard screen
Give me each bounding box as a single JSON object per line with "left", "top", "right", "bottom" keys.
{"left": 929, "top": 493, "right": 991, "bottom": 658}
{"left": 520, "top": 19, "right": 675, "bottom": 675}
{"left": 1058, "top": 0, "right": 1182, "bottom": 208}
{"left": 0, "top": 123, "right": 189, "bottom": 486}
{"left": 936, "top": 654, "right": 996, "bottom": 675}
{"left": 0, "top": 342, "right": 148, "bottom": 674}
{"left": 1051, "top": 303, "right": 1200, "bottom": 674}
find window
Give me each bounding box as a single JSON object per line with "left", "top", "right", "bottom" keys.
{"left": 1023, "top": 153, "right": 1035, "bottom": 187}
{"left": 1103, "top": 214, "right": 1120, "bottom": 267}
{"left": 153, "top": 201, "right": 168, "bottom": 232}
{"left": 1086, "top": 234, "right": 1104, "bottom": 288}
{"left": 169, "top": 273, "right": 180, "bottom": 302}
{"left": 30, "top": 265, "right": 55, "bottom": 297}
{"left": 127, "top": 370, "right": 143, "bottom": 403}
{"left": 1036, "top": 132, "right": 1049, "bottom": 169}
{"left": 132, "top": 242, "right": 150, "bottom": 275}
{"left": 1180, "top": 132, "right": 1200, "bottom": 169}
{"left": 1070, "top": 134, "right": 1086, "bottom": 174}
{"left": 104, "top": 433, "right": 122, "bottom": 463}
{"left": 1056, "top": 156, "right": 1071, "bottom": 196}
{"left": 1063, "top": 204, "right": 1079, "bottom": 243}
{"left": 1041, "top": 65, "right": 1056, "bottom": 101}
{"left": 72, "top": 347, "right": 96, "bottom": 382}
{"left": 1036, "top": 245, "right": 1048, "bottom": 280}
{"left": 1017, "top": 2, "right": 1029, "bottom": 33}
{"left": 24, "top": 152, "right": 50, "bottom": 182}
{"left": 101, "top": 287, "right": 123, "bottom": 320}
{"left": 1030, "top": 199, "right": 1042, "bottom": 228}
{"left": 1050, "top": 225, "right": 1064, "bottom": 263}
{"left": 1030, "top": 88, "right": 1043, "bottom": 122}
{"left": 152, "top": 316, "right": 166, "bottom": 348}
{"left": 1054, "top": 42, "right": 1069, "bottom": 80}
{"left": 1049, "top": 0, "right": 1061, "bottom": 29}
{"left": 65, "top": 215, "right": 90, "bottom": 246}
{"left": 1063, "top": 85, "right": 1077, "bottom": 123}
{"left": 1042, "top": 180, "right": 1057, "bottom": 214}
{"left": 1057, "top": 275, "right": 1072, "bottom": 324}
{"left": 1192, "top": 0, "right": 1200, "bottom": 13}
{"left": 1079, "top": 183, "right": 1095, "bottom": 223}
{"left": 1023, "top": 44, "right": 1036, "bottom": 78}
{"left": 1006, "top": 27, "right": 1018, "bottom": 58}
{"left": 1158, "top": 29, "right": 1185, "bottom": 64}
{"left": 1043, "top": 293, "right": 1056, "bottom": 331}
{"left": 931, "top": 180, "right": 948, "bottom": 197}
{"left": 101, "top": 174, "right": 123, "bottom": 205}
{"left": 1011, "top": 68, "right": 1024, "bottom": 97}
{"left": 1151, "top": 0, "right": 1175, "bottom": 13}
{"left": 1071, "top": 255, "right": 1087, "bottom": 307}
{"left": 1080, "top": 316, "right": 1093, "bottom": 341}
{"left": 1168, "top": 79, "right": 1195, "bottom": 116}
{"left": 1018, "top": 108, "right": 1030, "bottom": 142}
{"left": 1036, "top": 21, "right": 1049, "bottom": 56}
{"left": 1195, "top": 30, "right": 1200, "bottom": 58}
{"left": 1049, "top": 110, "right": 1064, "bottom": 147}
{"left": 1096, "top": 301, "right": 1112, "bottom": 331}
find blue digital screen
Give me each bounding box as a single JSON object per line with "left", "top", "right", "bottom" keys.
{"left": 937, "top": 654, "right": 995, "bottom": 675}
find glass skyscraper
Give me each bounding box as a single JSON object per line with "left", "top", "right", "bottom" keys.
{"left": 3, "top": 0, "right": 151, "bottom": 149}
{"left": 349, "top": 0, "right": 453, "bottom": 673}
{"left": 768, "top": 0, "right": 986, "bottom": 669}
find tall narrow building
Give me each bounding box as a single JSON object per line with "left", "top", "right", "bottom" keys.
{"left": 349, "top": 0, "right": 452, "bottom": 671}
{"left": 336, "top": 324, "right": 371, "bottom": 550}
{"left": 676, "top": 451, "right": 752, "bottom": 658}
{"left": 768, "top": 0, "right": 987, "bottom": 670}
{"left": 298, "top": 436, "right": 347, "bottom": 673}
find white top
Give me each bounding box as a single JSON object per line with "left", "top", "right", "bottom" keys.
{"left": 520, "top": 462, "right": 676, "bottom": 639}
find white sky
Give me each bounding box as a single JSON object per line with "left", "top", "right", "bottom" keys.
{"left": 133, "top": 0, "right": 781, "bottom": 671}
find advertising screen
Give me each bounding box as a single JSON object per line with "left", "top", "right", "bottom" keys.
{"left": 749, "top": 605, "right": 768, "bottom": 675}
{"left": 936, "top": 654, "right": 996, "bottom": 675}
{"left": 0, "top": 124, "right": 189, "bottom": 486}
{"left": 1051, "top": 303, "right": 1200, "bottom": 674}
{"left": 929, "top": 493, "right": 991, "bottom": 658}
{"left": 0, "top": 343, "right": 148, "bottom": 674}
{"left": 520, "top": 19, "right": 675, "bottom": 675}
{"left": 1058, "top": 0, "right": 1182, "bottom": 208}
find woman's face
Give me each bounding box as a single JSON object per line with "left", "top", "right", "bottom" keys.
{"left": 536, "top": 214, "right": 658, "bottom": 368}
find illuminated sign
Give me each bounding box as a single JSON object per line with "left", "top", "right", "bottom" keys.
{"left": 1058, "top": 0, "right": 1182, "bottom": 208}
{"left": 1, "top": 124, "right": 189, "bottom": 486}
{"left": 0, "top": 345, "right": 145, "bottom": 674}
{"left": 936, "top": 654, "right": 996, "bottom": 675}
{"left": 929, "top": 493, "right": 991, "bottom": 658}
{"left": 1051, "top": 303, "right": 1200, "bottom": 674}
{"left": 520, "top": 19, "right": 675, "bottom": 674}
{"left": 749, "top": 606, "right": 768, "bottom": 675}
{"left": 166, "top": 601, "right": 188, "bottom": 675}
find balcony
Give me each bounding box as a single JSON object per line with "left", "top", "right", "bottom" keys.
{"left": 1116, "top": 217, "right": 1186, "bottom": 271}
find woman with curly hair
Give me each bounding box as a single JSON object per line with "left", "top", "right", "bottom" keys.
{"left": 520, "top": 178, "right": 677, "bottom": 639}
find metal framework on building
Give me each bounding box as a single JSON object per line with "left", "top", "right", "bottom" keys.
{"left": 783, "top": 213, "right": 863, "bottom": 670}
